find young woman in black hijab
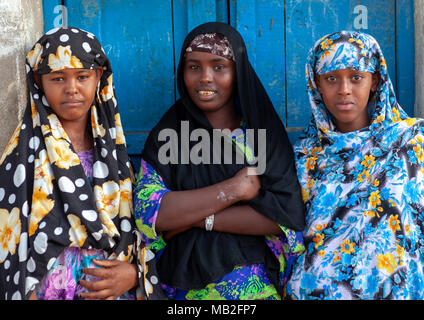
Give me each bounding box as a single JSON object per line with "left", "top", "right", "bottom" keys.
{"left": 134, "top": 22, "right": 305, "bottom": 300}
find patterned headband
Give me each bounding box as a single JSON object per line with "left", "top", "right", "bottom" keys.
{"left": 313, "top": 31, "right": 379, "bottom": 75}
{"left": 185, "top": 32, "right": 234, "bottom": 61}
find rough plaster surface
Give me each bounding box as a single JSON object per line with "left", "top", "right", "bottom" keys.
{"left": 0, "top": 0, "right": 43, "bottom": 154}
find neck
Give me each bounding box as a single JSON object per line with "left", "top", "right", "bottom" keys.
{"left": 61, "top": 116, "right": 93, "bottom": 152}
{"left": 335, "top": 116, "right": 371, "bottom": 133}
{"left": 204, "top": 101, "right": 241, "bottom": 131}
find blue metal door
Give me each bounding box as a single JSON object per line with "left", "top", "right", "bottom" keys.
{"left": 42, "top": 0, "right": 415, "bottom": 159}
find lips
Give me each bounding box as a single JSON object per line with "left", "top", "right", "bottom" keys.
{"left": 195, "top": 89, "right": 217, "bottom": 101}
{"left": 336, "top": 101, "right": 355, "bottom": 110}
{"left": 62, "top": 100, "right": 83, "bottom": 107}
{"left": 198, "top": 90, "right": 216, "bottom": 96}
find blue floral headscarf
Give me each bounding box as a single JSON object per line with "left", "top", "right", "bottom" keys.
{"left": 286, "top": 31, "right": 424, "bottom": 300}
{"left": 306, "top": 30, "right": 409, "bottom": 136}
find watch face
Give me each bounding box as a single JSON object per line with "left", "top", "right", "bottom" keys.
{"left": 205, "top": 214, "right": 214, "bottom": 231}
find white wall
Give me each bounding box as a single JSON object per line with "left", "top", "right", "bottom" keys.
{"left": 0, "top": 0, "right": 43, "bottom": 153}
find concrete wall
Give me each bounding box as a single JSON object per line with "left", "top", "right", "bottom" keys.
{"left": 0, "top": 0, "right": 43, "bottom": 154}
{"left": 415, "top": 0, "right": 424, "bottom": 117}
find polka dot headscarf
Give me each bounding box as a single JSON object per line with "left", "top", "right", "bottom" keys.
{"left": 0, "top": 27, "right": 143, "bottom": 299}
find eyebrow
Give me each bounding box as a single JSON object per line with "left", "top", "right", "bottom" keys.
{"left": 185, "top": 58, "right": 229, "bottom": 63}
{"left": 49, "top": 69, "right": 91, "bottom": 75}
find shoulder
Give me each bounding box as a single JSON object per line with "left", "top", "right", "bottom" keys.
{"left": 150, "top": 100, "right": 185, "bottom": 133}
{"left": 379, "top": 117, "right": 424, "bottom": 149}
{"left": 141, "top": 100, "right": 186, "bottom": 161}
{"left": 293, "top": 125, "right": 320, "bottom": 156}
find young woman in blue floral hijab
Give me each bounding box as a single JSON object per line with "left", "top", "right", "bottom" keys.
{"left": 285, "top": 31, "right": 424, "bottom": 299}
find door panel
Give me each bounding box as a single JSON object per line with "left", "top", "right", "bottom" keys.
{"left": 285, "top": 0, "right": 396, "bottom": 130}
{"left": 231, "top": 0, "right": 287, "bottom": 122}
{"left": 42, "top": 0, "right": 415, "bottom": 155}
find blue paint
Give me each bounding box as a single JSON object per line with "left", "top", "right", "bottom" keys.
{"left": 64, "top": 0, "right": 102, "bottom": 36}
{"left": 285, "top": 0, "right": 397, "bottom": 130}
{"left": 396, "top": 0, "right": 415, "bottom": 117}
{"left": 232, "top": 1, "right": 286, "bottom": 122}
{"left": 62, "top": 1, "right": 176, "bottom": 155}
{"left": 173, "top": 0, "right": 228, "bottom": 101}
{"left": 42, "top": 0, "right": 62, "bottom": 31}
{"left": 41, "top": 0, "right": 415, "bottom": 155}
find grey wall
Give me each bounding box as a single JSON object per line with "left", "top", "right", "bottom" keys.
{"left": 0, "top": 0, "right": 43, "bottom": 154}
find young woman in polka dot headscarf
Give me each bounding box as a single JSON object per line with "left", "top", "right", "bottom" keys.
{"left": 0, "top": 27, "right": 143, "bottom": 300}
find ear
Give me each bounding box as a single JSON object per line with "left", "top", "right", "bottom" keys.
{"left": 371, "top": 72, "right": 380, "bottom": 92}
{"left": 95, "top": 67, "right": 104, "bottom": 82}
{"left": 33, "top": 72, "right": 42, "bottom": 89}
{"left": 314, "top": 75, "right": 322, "bottom": 93}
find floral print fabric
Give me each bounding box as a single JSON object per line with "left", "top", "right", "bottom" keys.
{"left": 0, "top": 27, "right": 142, "bottom": 299}
{"left": 134, "top": 125, "right": 305, "bottom": 300}
{"left": 35, "top": 247, "right": 135, "bottom": 300}
{"left": 285, "top": 31, "right": 424, "bottom": 299}
{"left": 77, "top": 150, "right": 94, "bottom": 182}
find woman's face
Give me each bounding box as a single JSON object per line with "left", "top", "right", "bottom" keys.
{"left": 316, "top": 69, "right": 379, "bottom": 133}
{"left": 40, "top": 67, "right": 102, "bottom": 124}
{"left": 183, "top": 51, "right": 236, "bottom": 114}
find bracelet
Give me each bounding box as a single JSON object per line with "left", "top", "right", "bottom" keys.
{"left": 205, "top": 214, "right": 214, "bottom": 231}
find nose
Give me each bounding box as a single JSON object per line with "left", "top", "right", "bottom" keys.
{"left": 200, "top": 67, "right": 213, "bottom": 84}
{"left": 65, "top": 78, "right": 78, "bottom": 95}
{"left": 338, "top": 78, "right": 352, "bottom": 96}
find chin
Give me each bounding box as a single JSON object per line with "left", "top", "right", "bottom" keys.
{"left": 332, "top": 111, "right": 357, "bottom": 123}
{"left": 195, "top": 102, "right": 221, "bottom": 112}
{"left": 58, "top": 113, "right": 87, "bottom": 122}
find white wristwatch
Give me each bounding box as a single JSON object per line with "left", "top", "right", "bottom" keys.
{"left": 205, "top": 214, "right": 214, "bottom": 231}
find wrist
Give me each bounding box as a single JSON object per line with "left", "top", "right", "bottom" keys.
{"left": 194, "top": 220, "right": 204, "bottom": 228}
{"left": 226, "top": 176, "right": 244, "bottom": 202}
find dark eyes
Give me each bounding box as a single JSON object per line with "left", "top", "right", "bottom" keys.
{"left": 187, "top": 65, "right": 225, "bottom": 71}
{"left": 326, "top": 74, "right": 364, "bottom": 82}
{"left": 50, "top": 75, "right": 89, "bottom": 81}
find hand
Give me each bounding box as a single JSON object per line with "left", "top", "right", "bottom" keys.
{"left": 233, "top": 167, "right": 261, "bottom": 201}
{"left": 79, "top": 259, "right": 138, "bottom": 300}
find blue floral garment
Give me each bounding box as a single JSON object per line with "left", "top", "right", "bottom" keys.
{"left": 134, "top": 124, "right": 305, "bottom": 300}
{"left": 285, "top": 31, "right": 424, "bottom": 300}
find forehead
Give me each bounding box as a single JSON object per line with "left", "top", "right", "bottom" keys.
{"left": 44, "top": 68, "right": 96, "bottom": 76}
{"left": 184, "top": 51, "right": 232, "bottom": 63}
{"left": 320, "top": 69, "right": 373, "bottom": 76}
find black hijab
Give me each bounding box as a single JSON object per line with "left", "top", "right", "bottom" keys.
{"left": 141, "top": 22, "right": 305, "bottom": 292}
